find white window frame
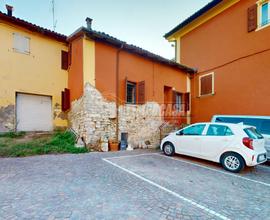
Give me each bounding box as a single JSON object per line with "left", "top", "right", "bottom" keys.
{"left": 13, "top": 33, "right": 30, "bottom": 55}
{"left": 199, "top": 72, "right": 215, "bottom": 97}
{"left": 257, "top": 0, "right": 270, "bottom": 30}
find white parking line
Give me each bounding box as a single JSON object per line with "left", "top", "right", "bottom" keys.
{"left": 106, "top": 153, "right": 270, "bottom": 187}
{"left": 155, "top": 154, "right": 270, "bottom": 187}
{"left": 103, "top": 158, "right": 230, "bottom": 220}
{"left": 103, "top": 153, "right": 157, "bottom": 160}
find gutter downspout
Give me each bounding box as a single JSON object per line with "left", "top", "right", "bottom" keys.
{"left": 116, "top": 43, "right": 125, "bottom": 142}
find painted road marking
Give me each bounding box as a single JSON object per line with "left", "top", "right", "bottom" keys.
{"left": 155, "top": 154, "right": 270, "bottom": 187}
{"left": 104, "top": 152, "right": 270, "bottom": 187}
{"left": 103, "top": 153, "right": 157, "bottom": 160}
{"left": 103, "top": 158, "right": 230, "bottom": 220}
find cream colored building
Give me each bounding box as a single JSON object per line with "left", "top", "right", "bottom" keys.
{"left": 0, "top": 9, "right": 68, "bottom": 132}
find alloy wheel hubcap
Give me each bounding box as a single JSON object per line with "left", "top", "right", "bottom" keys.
{"left": 225, "top": 156, "right": 240, "bottom": 170}
{"left": 164, "top": 145, "right": 172, "bottom": 154}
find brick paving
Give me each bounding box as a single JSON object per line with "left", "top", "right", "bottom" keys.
{"left": 0, "top": 150, "right": 269, "bottom": 220}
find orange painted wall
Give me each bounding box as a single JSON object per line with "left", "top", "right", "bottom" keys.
{"left": 68, "top": 37, "right": 84, "bottom": 101}
{"left": 95, "top": 41, "right": 187, "bottom": 104}
{"left": 180, "top": 0, "right": 270, "bottom": 122}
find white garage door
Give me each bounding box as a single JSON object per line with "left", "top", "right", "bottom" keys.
{"left": 16, "top": 93, "right": 53, "bottom": 131}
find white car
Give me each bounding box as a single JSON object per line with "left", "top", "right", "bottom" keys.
{"left": 161, "top": 123, "right": 267, "bottom": 173}
{"left": 211, "top": 115, "right": 270, "bottom": 160}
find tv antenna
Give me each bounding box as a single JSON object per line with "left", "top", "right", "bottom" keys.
{"left": 51, "top": 0, "right": 57, "bottom": 31}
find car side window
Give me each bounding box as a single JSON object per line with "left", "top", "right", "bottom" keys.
{"left": 207, "top": 125, "right": 234, "bottom": 136}
{"left": 180, "top": 124, "right": 206, "bottom": 136}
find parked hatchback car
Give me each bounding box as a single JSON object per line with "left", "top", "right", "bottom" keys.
{"left": 161, "top": 123, "right": 267, "bottom": 173}
{"left": 211, "top": 115, "right": 270, "bottom": 160}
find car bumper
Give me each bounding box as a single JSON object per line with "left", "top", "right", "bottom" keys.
{"left": 246, "top": 152, "right": 267, "bottom": 166}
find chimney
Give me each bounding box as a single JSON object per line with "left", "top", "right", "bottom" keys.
{"left": 86, "top": 17, "right": 93, "bottom": 30}
{"left": 6, "top": 5, "right": 13, "bottom": 16}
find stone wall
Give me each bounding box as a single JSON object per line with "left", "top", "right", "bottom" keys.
{"left": 68, "top": 83, "right": 163, "bottom": 149}
{"left": 0, "top": 105, "right": 15, "bottom": 132}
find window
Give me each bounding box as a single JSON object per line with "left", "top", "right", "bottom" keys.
{"left": 244, "top": 127, "right": 264, "bottom": 139}
{"left": 260, "top": 120, "right": 270, "bottom": 135}
{"left": 207, "top": 125, "right": 234, "bottom": 136}
{"left": 261, "top": 2, "right": 269, "bottom": 26}
{"left": 126, "top": 81, "right": 136, "bottom": 104}
{"left": 179, "top": 124, "right": 206, "bottom": 136}
{"left": 215, "top": 117, "right": 262, "bottom": 128}
{"left": 199, "top": 73, "right": 214, "bottom": 96}
{"left": 256, "top": 0, "right": 270, "bottom": 28}
{"left": 175, "top": 92, "right": 182, "bottom": 112}
{"left": 13, "top": 33, "right": 30, "bottom": 54}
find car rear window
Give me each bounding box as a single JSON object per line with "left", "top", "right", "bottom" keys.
{"left": 244, "top": 127, "right": 264, "bottom": 139}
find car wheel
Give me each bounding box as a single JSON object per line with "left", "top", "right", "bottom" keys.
{"left": 221, "top": 152, "right": 245, "bottom": 173}
{"left": 163, "top": 142, "right": 175, "bottom": 156}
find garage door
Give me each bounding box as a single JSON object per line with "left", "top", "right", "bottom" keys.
{"left": 16, "top": 93, "right": 53, "bottom": 131}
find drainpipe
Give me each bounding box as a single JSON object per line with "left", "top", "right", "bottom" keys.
{"left": 116, "top": 43, "right": 125, "bottom": 142}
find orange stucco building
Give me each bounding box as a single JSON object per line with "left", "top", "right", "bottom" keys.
{"left": 165, "top": 0, "right": 270, "bottom": 123}
{"left": 67, "top": 24, "right": 195, "bottom": 125}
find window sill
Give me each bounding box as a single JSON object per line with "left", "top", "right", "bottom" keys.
{"left": 197, "top": 92, "right": 216, "bottom": 98}
{"left": 256, "top": 23, "right": 270, "bottom": 32}
{"left": 13, "top": 49, "right": 30, "bottom": 55}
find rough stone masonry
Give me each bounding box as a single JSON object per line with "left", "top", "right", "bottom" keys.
{"left": 68, "top": 83, "right": 163, "bottom": 149}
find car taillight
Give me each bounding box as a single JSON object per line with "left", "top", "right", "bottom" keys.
{"left": 242, "top": 137, "right": 254, "bottom": 150}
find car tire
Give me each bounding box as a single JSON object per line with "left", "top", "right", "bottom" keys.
{"left": 221, "top": 152, "right": 245, "bottom": 173}
{"left": 163, "top": 142, "right": 175, "bottom": 156}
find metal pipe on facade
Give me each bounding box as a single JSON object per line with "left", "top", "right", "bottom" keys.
{"left": 115, "top": 43, "right": 125, "bottom": 142}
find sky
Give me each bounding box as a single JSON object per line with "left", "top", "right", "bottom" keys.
{"left": 0, "top": 0, "right": 210, "bottom": 59}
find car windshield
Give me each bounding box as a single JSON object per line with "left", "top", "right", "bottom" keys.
{"left": 244, "top": 127, "right": 264, "bottom": 139}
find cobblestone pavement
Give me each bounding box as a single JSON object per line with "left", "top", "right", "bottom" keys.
{"left": 0, "top": 150, "right": 269, "bottom": 220}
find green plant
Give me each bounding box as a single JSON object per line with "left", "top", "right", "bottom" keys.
{"left": 0, "top": 131, "right": 26, "bottom": 138}
{"left": 0, "top": 131, "right": 89, "bottom": 157}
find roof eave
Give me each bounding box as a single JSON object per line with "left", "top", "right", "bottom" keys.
{"left": 164, "top": 0, "right": 223, "bottom": 39}
{"left": 68, "top": 27, "right": 196, "bottom": 73}
{"left": 0, "top": 11, "right": 67, "bottom": 43}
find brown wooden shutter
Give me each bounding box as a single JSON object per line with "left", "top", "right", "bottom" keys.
{"left": 172, "top": 90, "right": 177, "bottom": 111}
{"left": 65, "top": 88, "right": 71, "bottom": 110}
{"left": 138, "top": 81, "right": 145, "bottom": 104}
{"left": 184, "top": 93, "right": 190, "bottom": 112}
{"left": 61, "top": 50, "right": 68, "bottom": 70}
{"left": 61, "top": 88, "right": 71, "bottom": 111}
{"left": 248, "top": 4, "right": 258, "bottom": 32}
{"left": 200, "top": 75, "right": 213, "bottom": 96}
{"left": 61, "top": 91, "right": 65, "bottom": 111}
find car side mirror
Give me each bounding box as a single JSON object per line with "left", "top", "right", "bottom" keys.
{"left": 177, "top": 130, "right": 184, "bottom": 136}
